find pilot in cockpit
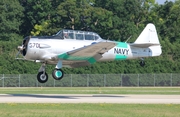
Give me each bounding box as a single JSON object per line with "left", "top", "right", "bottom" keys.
{"left": 63, "top": 33, "right": 70, "bottom": 39}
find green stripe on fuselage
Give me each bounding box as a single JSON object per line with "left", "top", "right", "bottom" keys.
{"left": 115, "top": 55, "right": 127, "bottom": 60}
{"left": 115, "top": 42, "right": 128, "bottom": 60}
{"left": 57, "top": 53, "right": 96, "bottom": 64}
{"left": 116, "top": 42, "right": 128, "bottom": 48}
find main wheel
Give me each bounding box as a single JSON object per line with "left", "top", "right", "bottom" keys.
{"left": 37, "top": 72, "right": 48, "bottom": 83}
{"left": 52, "top": 69, "right": 64, "bottom": 80}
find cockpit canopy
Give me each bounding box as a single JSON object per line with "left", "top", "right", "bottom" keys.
{"left": 55, "top": 29, "right": 102, "bottom": 40}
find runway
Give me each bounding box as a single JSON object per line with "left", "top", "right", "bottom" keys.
{"left": 0, "top": 94, "right": 180, "bottom": 104}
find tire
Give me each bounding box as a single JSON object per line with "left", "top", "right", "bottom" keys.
{"left": 140, "top": 61, "right": 145, "bottom": 67}
{"left": 37, "top": 72, "right": 48, "bottom": 83}
{"left": 52, "top": 69, "right": 64, "bottom": 80}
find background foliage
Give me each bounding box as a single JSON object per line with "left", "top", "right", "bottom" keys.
{"left": 0, "top": 0, "right": 180, "bottom": 74}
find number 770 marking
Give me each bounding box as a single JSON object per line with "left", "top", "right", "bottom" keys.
{"left": 29, "top": 43, "right": 40, "bottom": 48}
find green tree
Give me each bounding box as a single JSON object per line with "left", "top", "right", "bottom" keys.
{"left": 31, "top": 0, "right": 113, "bottom": 38}
{"left": 1, "top": 0, "right": 180, "bottom": 76}
{"left": 156, "top": 1, "right": 180, "bottom": 43}
{"left": 0, "top": 0, "right": 23, "bottom": 41}
{"left": 19, "top": 0, "right": 52, "bottom": 36}
{"left": 95, "top": 0, "right": 158, "bottom": 41}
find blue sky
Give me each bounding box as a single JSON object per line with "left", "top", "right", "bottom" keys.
{"left": 156, "top": 0, "right": 175, "bottom": 4}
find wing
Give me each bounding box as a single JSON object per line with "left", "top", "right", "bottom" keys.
{"left": 52, "top": 42, "right": 116, "bottom": 67}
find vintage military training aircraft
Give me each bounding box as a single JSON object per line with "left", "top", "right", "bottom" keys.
{"left": 16, "top": 23, "right": 161, "bottom": 83}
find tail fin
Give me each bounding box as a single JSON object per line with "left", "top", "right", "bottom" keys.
{"left": 135, "top": 23, "right": 160, "bottom": 44}
{"left": 131, "top": 23, "right": 162, "bottom": 56}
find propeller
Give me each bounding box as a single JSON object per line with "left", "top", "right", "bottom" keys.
{"left": 15, "top": 36, "right": 30, "bottom": 58}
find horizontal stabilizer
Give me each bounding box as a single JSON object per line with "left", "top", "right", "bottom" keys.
{"left": 130, "top": 43, "right": 160, "bottom": 48}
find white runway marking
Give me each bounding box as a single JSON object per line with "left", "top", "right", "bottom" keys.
{"left": 0, "top": 94, "right": 180, "bottom": 104}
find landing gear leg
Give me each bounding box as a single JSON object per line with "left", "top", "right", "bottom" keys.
{"left": 37, "top": 63, "right": 48, "bottom": 83}
{"left": 140, "top": 58, "right": 145, "bottom": 67}
{"left": 52, "top": 60, "right": 64, "bottom": 80}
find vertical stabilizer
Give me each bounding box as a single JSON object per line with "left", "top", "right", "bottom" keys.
{"left": 134, "top": 23, "right": 160, "bottom": 44}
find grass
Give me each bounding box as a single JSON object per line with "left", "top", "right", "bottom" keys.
{"left": 0, "top": 87, "right": 180, "bottom": 117}
{"left": 0, "top": 87, "right": 180, "bottom": 94}
{"left": 0, "top": 103, "right": 180, "bottom": 117}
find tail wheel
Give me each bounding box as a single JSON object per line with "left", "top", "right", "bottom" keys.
{"left": 37, "top": 72, "right": 48, "bottom": 83}
{"left": 52, "top": 69, "right": 64, "bottom": 80}
{"left": 140, "top": 61, "right": 145, "bottom": 67}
